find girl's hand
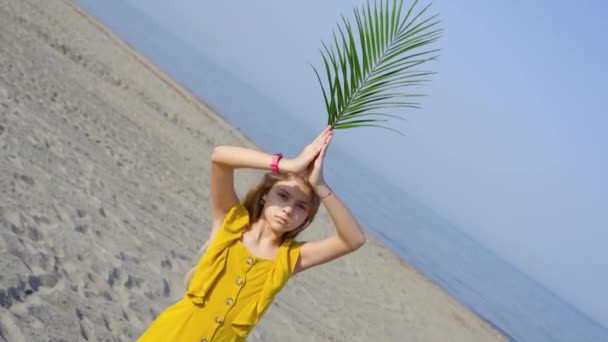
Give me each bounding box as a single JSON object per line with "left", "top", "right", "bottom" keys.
{"left": 283, "top": 126, "right": 332, "bottom": 174}
{"left": 306, "top": 129, "right": 333, "bottom": 187}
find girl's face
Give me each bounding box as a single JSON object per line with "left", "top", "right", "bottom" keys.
{"left": 261, "top": 178, "right": 313, "bottom": 233}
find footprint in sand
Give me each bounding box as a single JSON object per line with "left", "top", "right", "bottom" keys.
{"left": 75, "top": 307, "right": 96, "bottom": 341}
{"left": 160, "top": 258, "right": 172, "bottom": 270}
{"left": 73, "top": 208, "right": 91, "bottom": 235}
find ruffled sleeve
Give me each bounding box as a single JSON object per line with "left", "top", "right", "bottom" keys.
{"left": 287, "top": 240, "right": 304, "bottom": 272}
{"left": 220, "top": 202, "right": 251, "bottom": 234}
{"left": 186, "top": 203, "right": 250, "bottom": 304}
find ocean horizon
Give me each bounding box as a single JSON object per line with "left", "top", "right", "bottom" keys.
{"left": 74, "top": 1, "right": 608, "bottom": 341}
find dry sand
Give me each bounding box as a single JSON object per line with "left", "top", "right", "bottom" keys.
{"left": 0, "top": 0, "right": 507, "bottom": 341}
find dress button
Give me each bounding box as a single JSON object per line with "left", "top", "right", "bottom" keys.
{"left": 226, "top": 297, "right": 234, "bottom": 306}
{"left": 215, "top": 316, "right": 224, "bottom": 324}
{"left": 201, "top": 339, "right": 208, "bottom": 342}
{"left": 236, "top": 277, "right": 244, "bottom": 286}
{"left": 246, "top": 257, "right": 255, "bottom": 265}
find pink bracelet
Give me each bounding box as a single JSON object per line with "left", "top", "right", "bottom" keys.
{"left": 271, "top": 153, "right": 283, "bottom": 174}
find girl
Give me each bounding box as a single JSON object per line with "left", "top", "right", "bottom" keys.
{"left": 138, "top": 126, "right": 366, "bottom": 341}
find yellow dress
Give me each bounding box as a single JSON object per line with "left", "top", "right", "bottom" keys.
{"left": 137, "top": 203, "right": 302, "bottom": 342}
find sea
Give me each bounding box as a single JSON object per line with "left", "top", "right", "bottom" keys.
{"left": 74, "top": 1, "right": 608, "bottom": 341}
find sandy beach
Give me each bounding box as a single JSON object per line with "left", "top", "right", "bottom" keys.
{"left": 0, "top": 0, "right": 507, "bottom": 341}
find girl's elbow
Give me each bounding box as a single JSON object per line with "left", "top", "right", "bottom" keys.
{"left": 356, "top": 234, "right": 367, "bottom": 249}
{"left": 349, "top": 232, "right": 366, "bottom": 251}
{"left": 211, "top": 145, "right": 232, "bottom": 166}
{"left": 211, "top": 146, "right": 225, "bottom": 162}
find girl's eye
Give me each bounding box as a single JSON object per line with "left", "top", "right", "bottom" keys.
{"left": 279, "top": 193, "right": 288, "bottom": 200}
{"left": 298, "top": 204, "right": 307, "bottom": 211}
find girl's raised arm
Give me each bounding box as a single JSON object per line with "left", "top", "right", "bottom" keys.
{"left": 295, "top": 184, "right": 366, "bottom": 273}
{"left": 210, "top": 146, "right": 276, "bottom": 223}
{"left": 210, "top": 127, "right": 332, "bottom": 222}
{"left": 295, "top": 134, "right": 366, "bottom": 273}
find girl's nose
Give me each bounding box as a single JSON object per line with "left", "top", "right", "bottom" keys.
{"left": 282, "top": 206, "right": 293, "bottom": 215}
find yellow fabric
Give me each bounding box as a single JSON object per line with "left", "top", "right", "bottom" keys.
{"left": 137, "top": 203, "right": 302, "bottom": 342}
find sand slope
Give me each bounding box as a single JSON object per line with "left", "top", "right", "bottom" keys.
{"left": 0, "top": 0, "right": 506, "bottom": 341}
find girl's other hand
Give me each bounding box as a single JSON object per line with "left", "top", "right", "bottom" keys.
{"left": 307, "top": 129, "right": 332, "bottom": 187}
{"left": 283, "top": 126, "right": 332, "bottom": 174}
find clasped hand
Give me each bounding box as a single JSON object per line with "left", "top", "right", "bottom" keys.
{"left": 282, "top": 126, "right": 333, "bottom": 187}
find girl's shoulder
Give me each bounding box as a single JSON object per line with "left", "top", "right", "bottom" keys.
{"left": 205, "top": 202, "right": 249, "bottom": 252}
{"left": 280, "top": 239, "right": 305, "bottom": 274}
{"left": 220, "top": 202, "right": 250, "bottom": 234}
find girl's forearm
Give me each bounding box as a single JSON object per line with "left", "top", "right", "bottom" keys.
{"left": 314, "top": 183, "right": 366, "bottom": 250}
{"left": 212, "top": 145, "right": 286, "bottom": 172}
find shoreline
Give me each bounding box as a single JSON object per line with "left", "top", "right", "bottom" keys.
{"left": 62, "top": 0, "right": 257, "bottom": 146}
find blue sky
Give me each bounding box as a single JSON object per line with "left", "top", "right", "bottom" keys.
{"left": 119, "top": 0, "right": 607, "bottom": 325}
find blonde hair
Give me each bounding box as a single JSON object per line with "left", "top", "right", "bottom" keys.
{"left": 184, "top": 173, "right": 321, "bottom": 289}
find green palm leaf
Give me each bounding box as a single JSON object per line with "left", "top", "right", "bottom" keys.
{"left": 312, "top": 0, "right": 442, "bottom": 133}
